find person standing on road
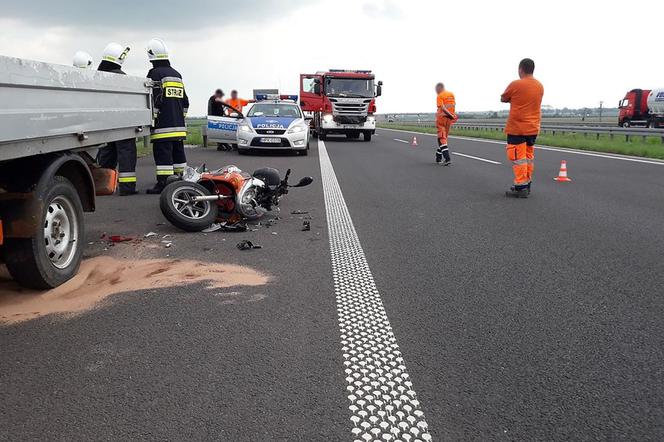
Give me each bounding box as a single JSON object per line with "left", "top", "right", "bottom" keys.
{"left": 96, "top": 43, "right": 139, "bottom": 196}
{"left": 145, "top": 38, "right": 190, "bottom": 194}
{"left": 435, "top": 83, "right": 457, "bottom": 165}
{"left": 226, "top": 90, "right": 255, "bottom": 115}
{"left": 501, "top": 58, "right": 544, "bottom": 198}
{"left": 208, "top": 89, "right": 226, "bottom": 116}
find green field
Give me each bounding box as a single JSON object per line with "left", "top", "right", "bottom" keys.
{"left": 136, "top": 118, "right": 207, "bottom": 157}
{"left": 379, "top": 123, "right": 664, "bottom": 160}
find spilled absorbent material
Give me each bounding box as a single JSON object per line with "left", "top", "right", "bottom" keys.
{"left": 0, "top": 256, "right": 268, "bottom": 324}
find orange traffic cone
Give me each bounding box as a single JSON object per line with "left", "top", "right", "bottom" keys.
{"left": 412, "top": 136, "right": 418, "bottom": 146}
{"left": 554, "top": 160, "right": 572, "bottom": 182}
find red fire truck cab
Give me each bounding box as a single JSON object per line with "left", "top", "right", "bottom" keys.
{"left": 300, "top": 70, "right": 382, "bottom": 142}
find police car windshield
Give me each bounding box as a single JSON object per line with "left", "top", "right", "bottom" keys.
{"left": 248, "top": 103, "right": 301, "bottom": 118}
{"left": 326, "top": 78, "right": 374, "bottom": 98}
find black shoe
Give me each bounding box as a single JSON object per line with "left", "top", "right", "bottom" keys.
{"left": 507, "top": 187, "right": 529, "bottom": 198}
{"left": 146, "top": 184, "right": 165, "bottom": 195}
{"left": 442, "top": 160, "right": 452, "bottom": 166}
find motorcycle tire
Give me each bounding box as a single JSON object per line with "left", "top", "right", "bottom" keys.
{"left": 160, "top": 181, "right": 219, "bottom": 232}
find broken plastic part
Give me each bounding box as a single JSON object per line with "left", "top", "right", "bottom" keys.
{"left": 237, "top": 240, "right": 262, "bottom": 250}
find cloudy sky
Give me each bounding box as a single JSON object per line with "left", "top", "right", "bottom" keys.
{"left": 2, "top": 0, "right": 663, "bottom": 116}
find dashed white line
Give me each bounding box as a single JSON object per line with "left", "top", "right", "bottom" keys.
{"left": 378, "top": 127, "right": 664, "bottom": 166}
{"left": 318, "top": 139, "right": 432, "bottom": 442}
{"left": 393, "top": 138, "right": 409, "bottom": 144}
{"left": 452, "top": 152, "right": 501, "bottom": 164}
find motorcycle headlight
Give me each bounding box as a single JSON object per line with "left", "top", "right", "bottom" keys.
{"left": 287, "top": 123, "right": 306, "bottom": 134}
{"left": 239, "top": 123, "right": 253, "bottom": 133}
{"left": 323, "top": 114, "right": 334, "bottom": 123}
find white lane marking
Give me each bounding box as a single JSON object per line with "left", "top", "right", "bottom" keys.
{"left": 452, "top": 152, "right": 502, "bottom": 164}
{"left": 318, "top": 139, "right": 432, "bottom": 442}
{"left": 394, "top": 138, "right": 409, "bottom": 144}
{"left": 378, "top": 127, "right": 664, "bottom": 166}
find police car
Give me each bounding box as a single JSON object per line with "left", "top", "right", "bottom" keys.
{"left": 237, "top": 95, "right": 310, "bottom": 155}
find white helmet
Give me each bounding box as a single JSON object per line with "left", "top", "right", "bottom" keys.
{"left": 72, "top": 51, "right": 93, "bottom": 69}
{"left": 102, "top": 42, "right": 130, "bottom": 66}
{"left": 147, "top": 38, "right": 169, "bottom": 61}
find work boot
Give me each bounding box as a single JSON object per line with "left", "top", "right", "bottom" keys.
{"left": 442, "top": 160, "right": 452, "bottom": 167}
{"left": 146, "top": 177, "right": 168, "bottom": 195}
{"left": 119, "top": 183, "right": 138, "bottom": 196}
{"left": 507, "top": 186, "right": 529, "bottom": 198}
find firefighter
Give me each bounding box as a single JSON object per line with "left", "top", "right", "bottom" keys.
{"left": 96, "top": 43, "right": 139, "bottom": 196}
{"left": 501, "top": 58, "right": 544, "bottom": 198}
{"left": 72, "top": 51, "right": 93, "bottom": 69}
{"left": 435, "top": 83, "right": 457, "bottom": 165}
{"left": 145, "top": 38, "right": 189, "bottom": 194}
{"left": 226, "top": 90, "right": 255, "bottom": 115}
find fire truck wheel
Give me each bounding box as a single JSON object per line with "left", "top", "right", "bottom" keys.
{"left": 363, "top": 131, "right": 372, "bottom": 142}
{"left": 4, "top": 176, "right": 84, "bottom": 289}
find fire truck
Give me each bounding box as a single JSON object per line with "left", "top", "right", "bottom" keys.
{"left": 300, "top": 70, "right": 382, "bottom": 142}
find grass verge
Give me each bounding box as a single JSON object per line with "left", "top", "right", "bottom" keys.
{"left": 379, "top": 124, "right": 664, "bottom": 160}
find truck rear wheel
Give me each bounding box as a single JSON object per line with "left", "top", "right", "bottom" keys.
{"left": 319, "top": 131, "right": 327, "bottom": 141}
{"left": 4, "top": 176, "right": 84, "bottom": 289}
{"left": 363, "top": 131, "right": 372, "bottom": 142}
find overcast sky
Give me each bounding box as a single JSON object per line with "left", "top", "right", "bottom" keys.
{"left": 2, "top": 0, "right": 663, "bottom": 115}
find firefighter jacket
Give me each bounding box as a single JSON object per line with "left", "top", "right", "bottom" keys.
{"left": 147, "top": 61, "right": 189, "bottom": 142}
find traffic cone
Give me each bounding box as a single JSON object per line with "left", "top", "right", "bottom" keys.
{"left": 554, "top": 160, "right": 572, "bottom": 182}
{"left": 411, "top": 136, "right": 418, "bottom": 146}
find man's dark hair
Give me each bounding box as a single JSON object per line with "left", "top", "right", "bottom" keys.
{"left": 215, "top": 89, "right": 223, "bottom": 96}
{"left": 231, "top": 89, "right": 238, "bottom": 94}
{"left": 436, "top": 82, "right": 444, "bottom": 89}
{"left": 519, "top": 58, "right": 535, "bottom": 75}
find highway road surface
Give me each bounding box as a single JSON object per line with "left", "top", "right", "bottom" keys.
{"left": 2, "top": 128, "right": 663, "bottom": 441}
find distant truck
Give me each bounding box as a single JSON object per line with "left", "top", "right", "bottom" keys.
{"left": 300, "top": 70, "right": 382, "bottom": 142}
{"left": 0, "top": 56, "right": 153, "bottom": 289}
{"left": 618, "top": 88, "right": 664, "bottom": 128}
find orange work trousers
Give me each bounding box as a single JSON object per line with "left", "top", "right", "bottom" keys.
{"left": 436, "top": 117, "right": 453, "bottom": 145}
{"left": 506, "top": 135, "right": 537, "bottom": 187}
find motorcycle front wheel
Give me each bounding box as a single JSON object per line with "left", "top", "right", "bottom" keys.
{"left": 160, "top": 181, "right": 219, "bottom": 232}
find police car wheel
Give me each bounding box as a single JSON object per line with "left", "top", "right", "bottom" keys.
{"left": 238, "top": 148, "right": 250, "bottom": 155}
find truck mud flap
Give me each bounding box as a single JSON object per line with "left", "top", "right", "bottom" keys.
{"left": 0, "top": 193, "right": 42, "bottom": 238}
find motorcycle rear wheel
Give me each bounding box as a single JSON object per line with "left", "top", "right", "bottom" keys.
{"left": 160, "top": 181, "right": 219, "bottom": 232}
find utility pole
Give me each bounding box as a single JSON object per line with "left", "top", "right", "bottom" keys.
{"left": 599, "top": 101, "right": 604, "bottom": 123}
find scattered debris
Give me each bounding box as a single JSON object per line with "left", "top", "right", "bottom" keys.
{"left": 203, "top": 222, "right": 248, "bottom": 233}
{"left": 302, "top": 221, "right": 311, "bottom": 231}
{"left": 162, "top": 234, "right": 172, "bottom": 239}
{"left": 264, "top": 219, "right": 278, "bottom": 228}
{"left": 88, "top": 242, "right": 95, "bottom": 245}
{"left": 271, "top": 232, "right": 278, "bottom": 235}
{"left": 165, "top": 243, "right": 172, "bottom": 249}
{"left": 291, "top": 210, "right": 309, "bottom": 215}
{"left": 237, "top": 240, "right": 262, "bottom": 250}
{"left": 144, "top": 232, "right": 157, "bottom": 238}
{"left": 109, "top": 235, "right": 133, "bottom": 243}
{"left": 202, "top": 224, "right": 223, "bottom": 233}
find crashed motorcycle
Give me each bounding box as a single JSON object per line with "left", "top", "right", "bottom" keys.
{"left": 160, "top": 165, "right": 313, "bottom": 232}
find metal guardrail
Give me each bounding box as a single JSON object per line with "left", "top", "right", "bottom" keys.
{"left": 383, "top": 121, "right": 664, "bottom": 143}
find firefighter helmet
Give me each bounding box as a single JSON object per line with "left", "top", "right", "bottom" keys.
{"left": 102, "top": 43, "right": 130, "bottom": 66}
{"left": 147, "top": 38, "right": 170, "bottom": 61}
{"left": 72, "top": 51, "right": 93, "bottom": 69}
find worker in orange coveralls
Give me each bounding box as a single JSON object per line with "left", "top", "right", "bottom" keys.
{"left": 435, "top": 83, "right": 458, "bottom": 166}
{"left": 501, "top": 58, "right": 544, "bottom": 198}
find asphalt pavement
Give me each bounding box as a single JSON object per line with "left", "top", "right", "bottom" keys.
{"left": 1, "top": 131, "right": 663, "bottom": 441}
